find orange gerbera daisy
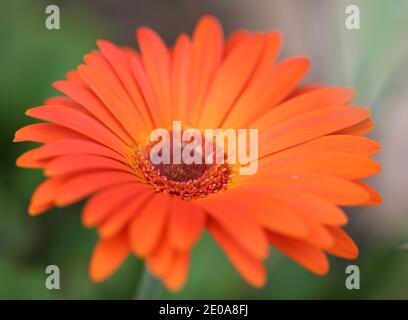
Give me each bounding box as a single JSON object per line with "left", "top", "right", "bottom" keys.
{"left": 14, "top": 16, "right": 381, "bottom": 292}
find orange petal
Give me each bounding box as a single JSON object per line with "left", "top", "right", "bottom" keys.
{"left": 55, "top": 170, "right": 139, "bottom": 206}
{"left": 258, "top": 106, "right": 371, "bottom": 157}
{"left": 286, "top": 83, "right": 327, "bottom": 99}
{"left": 261, "top": 135, "right": 380, "bottom": 158}
{"left": 223, "top": 56, "right": 310, "bottom": 128}
{"left": 137, "top": 27, "right": 172, "bottom": 124}
{"left": 163, "top": 251, "right": 191, "bottom": 292}
{"left": 325, "top": 226, "right": 358, "bottom": 259}
{"left": 252, "top": 87, "right": 357, "bottom": 131}
{"left": 16, "top": 148, "right": 45, "bottom": 168}
{"left": 82, "top": 182, "right": 148, "bottom": 227}
{"left": 29, "top": 176, "right": 68, "bottom": 215}
{"left": 147, "top": 236, "right": 174, "bottom": 277}
{"left": 171, "top": 34, "right": 192, "bottom": 121}
{"left": 354, "top": 181, "right": 382, "bottom": 205}
{"left": 209, "top": 221, "right": 266, "bottom": 287}
{"left": 168, "top": 198, "right": 205, "bottom": 250}
{"left": 44, "top": 154, "right": 134, "bottom": 177}
{"left": 195, "top": 196, "right": 268, "bottom": 259}
{"left": 89, "top": 231, "right": 130, "bottom": 282}
{"left": 26, "top": 105, "right": 129, "bottom": 156}
{"left": 127, "top": 50, "right": 163, "bottom": 128}
{"left": 44, "top": 96, "right": 85, "bottom": 110}
{"left": 246, "top": 173, "right": 370, "bottom": 206}
{"left": 218, "top": 189, "right": 308, "bottom": 239}
{"left": 245, "top": 187, "right": 348, "bottom": 226}
{"left": 252, "top": 31, "right": 282, "bottom": 78}
{"left": 77, "top": 61, "right": 145, "bottom": 142}
{"left": 66, "top": 69, "right": 87, "bottom": 85}
{"left": 268, "top": 232, "right": 329, "bottom": 275}
{"left": 225, "top": 29, "right": 248, "bottom": 54}
{"left": 189, "top": 15, "right": 224, "bottom": 125}
{"left": 129, "top": 193, "right": 171, "bottom": 257}
{"left": 198, "top": 36, "right": 264, "bottom": 128}
{"left": 14, "top": 123, "right": 86, "bottom": 143}
{"left": 260, "top": 152, "right": 381, "bottom": 180}
{"left": 336, "top": 118, "right": 375, "bottom": 136}
{"left": 97, "top": 40, "right": 154, "bottom": 130}
{"left": 53, "top": 80, "right": 133, "bottom": 144}
{"left": 34, "top": 139, "right": 125, "bottom": 163}
{"left": 98, "top": 191, "right": 151, "bottom": 238}
{"left": 302, "top": 218, "right": 334, "bottom": 249}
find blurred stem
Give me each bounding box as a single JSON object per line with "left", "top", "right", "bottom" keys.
{"left": 134, "top": 265, "right": 163, "bottom": 300}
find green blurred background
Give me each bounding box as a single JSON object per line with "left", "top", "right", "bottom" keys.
{"left": 1, "top": 0, "right": 408, "bottom": 299}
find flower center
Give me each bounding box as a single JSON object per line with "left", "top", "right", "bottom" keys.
{"left": 130, "top": 135, "right": 233, "bottom": 200}
{"left": 153, "top": 162, "right": 211, "bottom": 182}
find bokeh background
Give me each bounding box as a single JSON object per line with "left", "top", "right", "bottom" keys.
{"left": 1, "top": 0, "right": 408, "bottom": 299}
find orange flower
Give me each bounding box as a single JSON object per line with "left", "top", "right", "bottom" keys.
{"left": 14, "top": 16, "right": 381, "bottom": 292}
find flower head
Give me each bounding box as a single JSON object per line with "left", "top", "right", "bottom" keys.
{"left": 15, "top": 16, "right": 381, "bottom": 291}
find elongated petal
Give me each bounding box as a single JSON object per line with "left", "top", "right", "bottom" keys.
{"left": 209, "top": 221, "right": 266, "bottom": 287}
{"left": 237, "top": 186, "right": 348, "bottom": 226}
{"left": 129, "top": 193, "right": 171, "bottom": 257}
{"left": 168, "top": 198, "right": 205, "bottom": 250}
{"left": 34, "top": 139, "right": 126, "bottom": 163}
{"left": 53, "top": 80, "right": 133, "bottom": 143}
{"left": 29, "top": 176, "right": 68, "bottom": 215}
{"left": 189, "top": 15, "right": 224, "bottom": 125}
{"left": 354, "top": 181, "right": 382, "bottom": 205}
{"left": 258, "top": 106, "right": 370, "bottom": 157}
{"left": 26, "top": 106, "right": 129, "bottom": 156}
{"left": 195, "top": 196, "right": 268, "bottom": 259}
{"left": 198, "top": 36, "right": 264, "bottom": 128}
{"left": 97, "top": 40, "right": 154, "bottom": 129}
{"left": 246, "top": 173, "right": 370, "bottom": 205}
{"left": 44, "top": 96, "right": 85, "bottom": 111}
{"left": 268, "top": 232, "right": 329, "bottom": 275}
{"left": 171, "top": 34, "right": 192, "bottom": 121}
{"left": 163, "top": 251, "right": 191, "bottom": 292}
{"left": 55, "top": 170, "right": 139, "bottom": 206}
{"left": 218, "top": 189, "right": 308, "bottom": 239}
{"left": 336, "top": 118, "right": 375, "bottom": 136}
{"left": 252, "top": 31, "right": 282, "bottom": 78}
{"left": 14, "top": 123, "right": 86, "bottom": 143}
{"left": 127, "top": 51, "right": 163, "bottom": 127}
{"left": 89, "top": 231, "right": 130, "bottom": 282}
{"left": 78, "top": 62, "right": 145, "bottom": 142}
{"left": 44, "top": 154, "right": 134, "bottom": 177}
{"left": 223, "top": 57, "right": 310, "bottom": 128}
{"left": 302, "top": 218, "right": 334, "bottom": 249}
{"left": 82, "top": 182, "right": 148, "bottom": 227}
{"left": 147, "top": 236, "right": 174, "bottom": 277}
{"left": 137, "top": 27, "right": 172, "bottom": 124}
{"left": 16, "top": 148, "right": 45, "bottom": 168}
{"left": 260, "top": 152, "right": 381, "bottom": 180}
{"left": 98, "top": 191, "right": 151, "bottom": 238}
{"left": 325, "top": 226, "right": 358, "bottom": 259}
{"left": 286, "top": 83, "right": 326, "bottom": 99}
{"left": 260, "top": 135, "right": 380, "bottom": 159}
{"left": 66, "top": 69, "right": 87, "bottom": 85}
{"left": 225, "top": 29, "right": 248, "bottom": 53}
{"left": 252, "top": 87, "right": 356, "bottom": 131}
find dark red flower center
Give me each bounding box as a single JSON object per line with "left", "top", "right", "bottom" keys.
{"left": 153, "top": 162, "right": 211, "bottom": 182}
{"left": 130, "top": 134, "right": 233, "bottom": 200}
